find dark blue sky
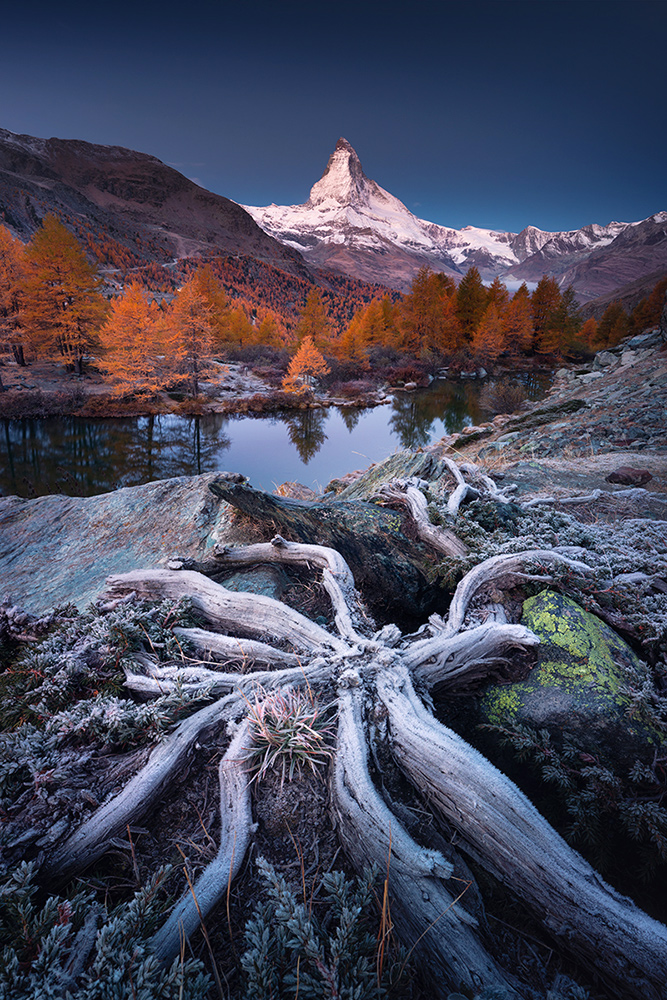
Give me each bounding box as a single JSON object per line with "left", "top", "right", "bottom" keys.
{"left": 2, "top": 0, "right": 665, "bottom": 233}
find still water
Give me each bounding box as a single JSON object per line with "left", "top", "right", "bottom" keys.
{"left": 1, "top": 373, "right": 552, "bottom": 498}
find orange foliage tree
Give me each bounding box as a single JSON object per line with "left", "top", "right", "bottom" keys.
{"left": 471, "top": 304, "right": 505, "bottom": 364}
{"left": 501, "top": 285, "right": 534, "bottom": 355}
{"left": 294, "top": 288, "right": 332, "bottom": 349}
{"left": 97, "top": 284, "right": 165, "bottom": 396}
{"left": 164, "top": 279, "right": 219, "bottom": 398}
{"left": 282, "top": 336, "right": 330, "bottom": 394}
{"left": 23, "top": 215, "right": 107, "bottom": 374}
{"left": 0, "top": 225, "right": 28, "bottom": 368}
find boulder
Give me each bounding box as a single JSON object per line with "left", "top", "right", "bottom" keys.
{"left": 605, "top": 466, "right": 653, "bottom": 485}
{"left": 480, "top": 589, "right": 662, "bottom": 769}
{"left": 0, "top": 473, "right": 243, "bottom": 613}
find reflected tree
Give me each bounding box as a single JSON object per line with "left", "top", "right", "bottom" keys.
{"left": 338, "top": 406, "right": 362, "bottom": 433}
{"left": 284, "top": 408, "right": 328, "bottom": 463}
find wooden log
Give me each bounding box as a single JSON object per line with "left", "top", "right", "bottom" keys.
{"left": 208, "top": 479, "right": 437, "bottom": 623}
{"left": 377, "top": 665, "right": 667, "bottom": 1000}
{"left": 104, "top": 568, "right": 351, "bottom": 656}
{"left": 150, "top": 719, "right": 253, "bottom": 965}
{"left": 42, "top": 694, "right": 240, "bottom": 885}
{"left": 331, "top": 667, "right": 519, "bottom": 998}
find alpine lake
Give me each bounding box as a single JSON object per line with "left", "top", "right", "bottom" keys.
{"left": 1, "top": 371, "right": 553, "bottom": 499}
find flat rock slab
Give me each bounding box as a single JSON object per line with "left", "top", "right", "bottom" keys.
{"left": 0, "top": 473, "right": 236, "bottom": 613}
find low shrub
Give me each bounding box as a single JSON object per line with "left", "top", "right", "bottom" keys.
{"left": 479, "top": 381, "right": 527, "bottom": 415}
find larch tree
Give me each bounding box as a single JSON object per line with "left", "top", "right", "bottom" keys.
{"left": 455, "top": 266, "right": 488, "bottom": 341}
{"left": 282, "top": 336, "right": 330, "bottom": 394}
{"left": 0, "top": 225, "right": 28, "bottom": 370}
{"left": 594, "top": 300, "right": 629, "bottom": 350}
{"left": 398, "top": 267, "right": 459, "bottom": 354}
{"left": 97, "top": 284, "right": 165, "bottom": 397}
{"left": 530, "top": 275, "right": 562, "bottom": 353}
{"left": 471, "top": 303, "right": 505, "bottom": 364}
{"left": 502, "top": 285, "right": 534, "bottom": 355}
{"left": 294, "top": 287, "right": 332, "bottom": 349}
{"left": 23, "top": 215, "right": 107, "bottom": 375}
{"left": 165, "top": 278, "right": 218, "bottom": 398}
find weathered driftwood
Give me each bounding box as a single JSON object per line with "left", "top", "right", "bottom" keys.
{"left": 150, "top": 719, "right": 253, "bottom": 965}
{"left": 377, "top": 665, "right": 667, "bottom": 1000}
{"left": 441, "top": 455, "right": 478, "bottom": 515}
{"left": 36, "top": 459, "right": 667, "bottom": 996}
{"left": 402, "top": 620, "right": 539, "bottom": 690}
{"left": 208, "top": 479, "right": 437, "bottom": 621}
{"left": 332, "top": 667, "right": 517, "bottom": 998}
{"left": 105, "top": 568, "right": 351, "bottom": 655}
{"left": 373, "top": 479, "right": 469, "bottom": 558}
{"left": 42, "top": 694, "right": 240, "bottom": 885}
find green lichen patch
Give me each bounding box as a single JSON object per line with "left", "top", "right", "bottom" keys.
{"left": 480, "top": 589, "right": 663, "bottom": 769}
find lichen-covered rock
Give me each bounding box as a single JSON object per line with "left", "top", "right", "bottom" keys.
{"left": 480, "top": 589, "right": 663, "bottom": 768}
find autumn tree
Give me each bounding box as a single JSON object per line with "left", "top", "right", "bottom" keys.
{"left": 501, "top": 284, "right": 534, "bottom": 355}
{"left": 164, "top": 278, "right": 218, "bottom": 398}
{"left": 486, "top": 276, "right": 510, "bottom": 312}
{"left": 295, "top": 288, "right": 332, "bottom": 349}
{"left": 337, "top": 296, "right": 397, "bottom": 363}
{"left": 594, "top": 300, "right": 629, "bottom": 350}
{"left": 579, "top": 316, "right": 599, "bottom": 350}
{"left": 23, "top": 215, "right": 107, "bottom": 374}
{"left": 282, "top": 336, "right": 330, "bottom": 394}
{"left": 471, "top": 303, "right": 505, "bottom": 364}
{"left": 0, "top": 225, "right": 28, "bottom": 369}
{"left": 397, "top": 268, "right": 459, "bottom": 354}
{"left": 455, "top": 266, "right": 488, "bottom": 341}
{"left": 97, "top": 284, "right": 165, "bottom": 397}
{"left": 629, "top": 276, "right": 667, "bottom": 335}
{"left": 530, "top": 275, "right": 562, "bottom": 353}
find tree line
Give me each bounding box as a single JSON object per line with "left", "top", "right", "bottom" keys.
{"left": 1, "top": 215, "right": 665, "bottom": 400}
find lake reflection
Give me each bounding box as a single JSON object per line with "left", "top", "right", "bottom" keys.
{"left": 1, "top": 373, "right": 551, "bottom": 498}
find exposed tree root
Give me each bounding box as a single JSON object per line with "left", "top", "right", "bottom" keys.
{"left": 105, "top": 568, "right": 351, "bottom": 655}
{"left": 42, "top": 693, "right": 241, "bottom": 886}
{"left": 377, "top": 664, "right": 667, "bottom": 1000}
{"left": 374, "top": 479, "right": 469, "bottom": 558}
{"left": 332, "top": 664, "right": 518, "bottom": 998}
{"left": 150, "top": 718, "right": 253, "bottom": 965}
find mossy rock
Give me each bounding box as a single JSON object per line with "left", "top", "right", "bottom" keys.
{"left": 480, "top": 589, "right": 663, "bottom": 768}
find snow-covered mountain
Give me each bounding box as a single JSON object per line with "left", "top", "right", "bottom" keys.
{"left": 244, "top": 138, "right": 663, "bottom": 299}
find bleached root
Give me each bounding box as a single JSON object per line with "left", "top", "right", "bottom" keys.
{"left": 440, "top": 455, "right": 477, "bottom": 516}
{"left": 123, "top": 658, "right": 332, "bottom": 699}
{"left": 331, "top": 666, "right": 518, "bottom": 998}
{"left": 151, "top": 719, "right": 253, "bottom": 965}
{"left": 373, "top": 479, "right": 468, "bottom": 558}
{"left": 104, "top": 568, "right": 352, "bottom": 655}
{"left": 42, "top": 694, "right": 241, "bottom": 885}
{"left": 402, "top": 621, "right": 539, "bottom": 690}
{"left": 175, "top": 626, "right": 302, "bottom": 668}
{"left": 521, "top": 487, "right": 663, "bottom": 508}
{"left": 377, "top": 665, "right": 667, "bottom": 1000}
{"left": 213, "top": 536, "right": 375, "bottom": 642}
{"left": 442, "top": 549, "right": 593, "bottom": 637}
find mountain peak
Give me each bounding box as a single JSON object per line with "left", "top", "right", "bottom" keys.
{"left": 308, "top": 137, "right": 368, "bottom": 207}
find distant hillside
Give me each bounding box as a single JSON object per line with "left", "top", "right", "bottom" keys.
{"left": 0, "top": 127, "right": 309, "bottom": 279}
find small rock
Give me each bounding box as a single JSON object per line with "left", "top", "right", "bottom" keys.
{"left": 605, "top": 466, "right": 653, "bottom": 485}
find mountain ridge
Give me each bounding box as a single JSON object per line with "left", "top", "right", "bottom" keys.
{"left": 244, "top": 137, "right": 667, "bottom": 300}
